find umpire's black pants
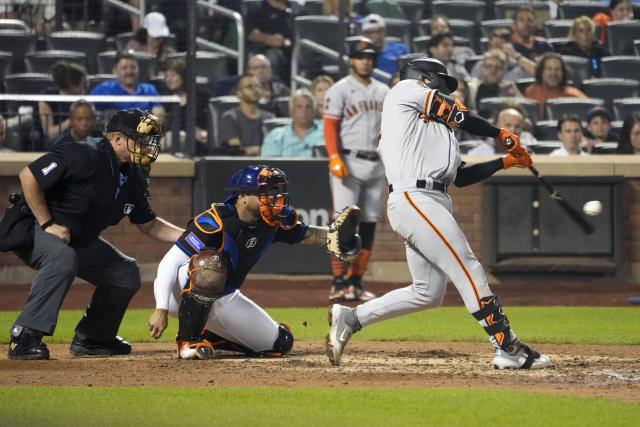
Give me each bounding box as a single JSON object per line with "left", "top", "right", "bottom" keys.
{"left": 14, "top": 225, "right": 141, "bottom": 342}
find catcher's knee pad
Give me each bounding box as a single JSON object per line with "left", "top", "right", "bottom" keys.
{"left": 263, "top": 322, "right": 294, "bottom": 357}
{"left": 471, "top": 295, "right": 513, "bottom": 349}
{"left": 358, "top": 222, "right": 376, "bottom": 250}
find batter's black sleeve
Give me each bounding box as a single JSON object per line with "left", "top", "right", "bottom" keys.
{"left": 459, "top": 111, "right": 501, "bottom": 139}
{"left": 454, "top": 159, "right": 504, "bottom": 188}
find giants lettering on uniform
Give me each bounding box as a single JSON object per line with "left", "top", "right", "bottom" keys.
{"left": 344, "top": 100, "right": 384, "bottom": 120}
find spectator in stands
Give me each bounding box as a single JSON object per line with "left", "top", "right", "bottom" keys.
{"left": 551, "top": 114, "right": 588, "bottom": 155}
{"left": 323, "top": 0, "right": 359, "bottom": 21}
{"left": 468, "top": 103, "right": 536, "bottom": 154}
{"left": 37, "top": 61, "right": 88, "bottom": 144}
{"left": 616, "top": 112, "right": 640, "bottom": 154}
{"left": 0, "top": 116, "right": 13, "bottom": 152}
{"left": 49, "top": 100, "right": 101, "bottom": 149}
{"left": 90, "top": 52, "right": 165, "bottom": 122}
{"left": 219, "top": 74, "right": 275, "bottom": 155}
{"left": 524, "top": 53, "right": 587, "bottom": 118}
{"left": 261, "top": 89, "right": 325, "bottom": 157}
{"left": 584, "top": 106, "right": 617, "bottom": 153}
{"left": 593, "top": 0, "right": 634, "bottom": 44}
{"left": 471, "top": 28, "right": 536, "bottom": 81}
{"left": 125, "top": 11, "right": 176, "bottom": 71}
{"left": 163, "top": 58, "right": 209, "bottom": 154}
{"left": 467, "top": 49, "right": 523, "bottom": 110}
{"left": 360, "top": 14, "right": 409, "bottom": 79}
{"left": 429, "top": 15, "right": 476, "bottom": 68}
{"left": 246, "top": 0, "right": 302, "bottom": 84}
{"left": 0, "top": 0, "right": 55, "bottom": 35}
{"left": 427, "top": 33, "right": 471, "bottom": 83}
{"left": 247, "top": 54, "right": 291, "bottom": 116}
{"left": 561, "top": 16, "right": 610, "bottom": 77}
{"left": 511, "top": 6, "right": 554, "bottom": 61}
{"left": 311, "top": 75, "right": 334, "bottom": 119}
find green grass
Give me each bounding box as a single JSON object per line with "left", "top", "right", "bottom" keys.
{"left": 0, "top": 387, "right": 638, "bottom": 426}
{"left": 1, "top": 306, "right": 639, "bottom": 345}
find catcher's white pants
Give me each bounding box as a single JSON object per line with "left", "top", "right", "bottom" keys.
{"left": 166, "top": 261, "right": 280, "bottom": 352}
{"left": 355, "top": 189, "right": 494, "bottom": 326}
{"left": 330, "top": 156, "right": 386, "bottom": 222}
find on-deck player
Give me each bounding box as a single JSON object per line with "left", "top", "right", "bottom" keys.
{"left": 323, "top": 36, "right": 389, "bottom": 301}
{"left": 148, "top": 165, "right": 360, "bottom": 359}
{"left": 325, "top": 58, "right": 552, "bottom": 370}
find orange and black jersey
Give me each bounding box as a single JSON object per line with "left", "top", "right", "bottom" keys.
{"left": 175, "top": 203, "right": 308, "bottom": 291}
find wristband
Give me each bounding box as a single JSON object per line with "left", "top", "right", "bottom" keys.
{"left": 40, "top": 218, "right": 54, "bottom": 230}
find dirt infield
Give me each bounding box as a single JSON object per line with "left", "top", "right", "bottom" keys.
{"left": 1, "top": 278, "right": 639, "bottom": 400}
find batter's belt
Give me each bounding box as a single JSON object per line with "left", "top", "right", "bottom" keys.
{"left": 388, "top": 179, "right": 447, "bottom": 194}
{"left": 341, "top": 149, "right": 379, "bottom": 162}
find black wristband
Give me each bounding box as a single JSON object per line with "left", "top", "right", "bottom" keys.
{"left": 40, "top": 219, "right": 54, "bottom": 230}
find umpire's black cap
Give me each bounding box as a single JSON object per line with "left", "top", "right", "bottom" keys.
{"left": 106, "top": 109, "right": 146, "bottom": 138}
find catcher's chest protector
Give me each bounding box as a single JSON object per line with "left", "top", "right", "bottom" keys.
{"left": 214, "top": 204, "right": 278, "bottom": 287}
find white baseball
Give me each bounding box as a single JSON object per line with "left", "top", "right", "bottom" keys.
{"left": 583, "top": 200, "right": 602, "bottom": 216}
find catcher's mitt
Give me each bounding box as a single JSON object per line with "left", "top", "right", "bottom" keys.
{"left": 327, "top": 205, "right": 362, "bottom": 263}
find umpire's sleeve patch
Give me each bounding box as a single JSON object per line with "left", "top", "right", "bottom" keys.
{"left": 185, "top": 232, "right": 205, "bottom": 252}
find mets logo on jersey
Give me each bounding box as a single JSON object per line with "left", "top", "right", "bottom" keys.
{"left": 246, "top": 237, "right": 257, "bottom": 248}
{"left": 123, "top": 204, "right": 134, "bottom": 215}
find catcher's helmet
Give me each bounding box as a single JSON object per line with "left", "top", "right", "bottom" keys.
{"left": 106, "top": 108, "right": 162, "bottom": 164}
{"left": 399, "top": 57, "right": 458, "bottom": 94}
{"left": 347, "top": 36, "right": 378, "bottom": 59}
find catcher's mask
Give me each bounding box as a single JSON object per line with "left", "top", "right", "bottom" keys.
{"left": 106, "top": 108, "right": 162, "bottom": 165}
{"left": 224, "top": 165, "right": 291, "bottom": 227}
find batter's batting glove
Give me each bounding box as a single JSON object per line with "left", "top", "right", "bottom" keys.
{"left": 328, "top": 154, "right": 348, "bottom": 179}
{"left": 501, "top": 152, "right": 532, "bottom": 169}
{"left": 496, "top": 129, "right": 526, "bottom": 157}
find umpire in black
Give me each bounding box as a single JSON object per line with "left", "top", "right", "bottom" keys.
{"left": 8, "top": 108, "right": 184, "bottom": 360}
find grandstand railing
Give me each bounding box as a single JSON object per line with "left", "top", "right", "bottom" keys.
{"left": 291, "top": 39, "right": 392, "bottom": 91}
{"left": 105, "top": 0, "right": 145, "bottom": 22}
{"left": 0, "top": 94, "right": 182, "bottom": 154}
{"left": 195, "top": 0, "right": 245, "bottom": 75}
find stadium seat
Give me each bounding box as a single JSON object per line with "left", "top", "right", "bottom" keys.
{"left": 0, "top": 51, "right": 11, "bottom": 82}
{"left": 582, "top": 78, "right": 640, "bottom": 112}
{"left": 613, "top": 98, "right": 640, "bottom": 121}
{"left": 383, "top": 18, "right": 412, "bottom": 47}
{"left": 412, "top": 35, "right": 472, "bottom": 54}
{"left": 302, "top": 0, "right": 323, "bottom": 15}
{"left": 417, "top": 18, "right": 477, "bottom": 39}
{"left": 478, "top": 96, "right": 540, "bottom": 122}
{"left": 561, "top": 55, "right": 591, "bottom": 87}
{"left": 592, "top": 142, "right": 618, "bottom": 153}
{"left": 479, "top": 37, "right": 489, "bottom": 52}
{"left": 432, "top": 1, "right": 485, "bottom": 25}
{"left": 0, "top": 30, "right": 36, "bottom": 73}
{"left": 465, "top": 54, "right": 483, "bottom": 73}
{"left": 88, "top": 74, "right": 116, "bottom": 91}
{"left": 274, "top": 96, "right": 291, "bottom": 117}
{"left": 600, "top": 56, "right": 640, "bottom": 80}
{"left": 611, "top": 120, "right": 623, "bottom": 134}
{"left": 480, "top": 19, "right": 513, "bottom": 37}
{"left": 0, "top": 19, "right": 30, "bottom": 32}
{"left": 397, "top": 0, "right": 424, "bottom": 26}
{"left": 528, "top": 140, "right": 562, "bottom": 154}
{"left": 605, "top": 21, "right": 640, "bottom": 55}
{"left": 166, "top": 51, "right": 228, "bottom": 91}
{"left": 208, "top": 95, "right": 240, "bottom": 149}
{"left": 494, "top": 0, "right": 548, "bottom": 21}
{"left": 558, "top": 2, "right": 608, "bottom": 20}
{"left": 459, "top": 139, "right": 485, "bottom": 154}
{"left": 635, "top": 40, "right": 640, "bottom": 56}
{"left": 533, "top": 120, "right": 559, "bottom": 141}
{"left": 25, "top": 50, "right": 87, "bottom": 74}
{"left": 294, "top": 16, "right": 348, "bottom": 76}
{"left": 548, "top": 37, "right": 569, "bottom": 51}
{"left": 4, "top": 73, "right": 54, "bottom": 94}
{"left": 46, "top": 31, "right": 106, "bottom": 74}
{"left": 515, "top": 77, "right": 535, "bottom": 94}
{"left": 98, "top": 51, "right": 156, "bottom": 81}
{"left": 544, "top": 97, "right": 604, "bottom": 121}
{"left": 396, "top": 53, "right": 423, "bottom": 72}
{"left": 262, "top": 117, "right": 293, "bottom": 136}
{"left": 114, "top": 31, "right": 177, "bottom": 52}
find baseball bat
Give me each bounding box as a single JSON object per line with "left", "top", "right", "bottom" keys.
{"left": 528, "top": 166, "right": 595, "bottom": 235}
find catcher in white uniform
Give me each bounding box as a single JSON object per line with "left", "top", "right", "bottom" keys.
{"left": 323, "top": 37, "right": 389, "bottom": 301}
{"left": 325, "top": 58, "right": 552, "bottom": 370}
{"left": 148, "top": 165, "right": 361, "bottom": 359}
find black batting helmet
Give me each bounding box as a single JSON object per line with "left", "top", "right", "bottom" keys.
{"left": 399, "top": 57, "right": 458, "bottom": 94}
{"left": 347, "top": 36, "right": 378, "bottom": 59}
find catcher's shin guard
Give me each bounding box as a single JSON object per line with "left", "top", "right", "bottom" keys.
{"left": 471, "top": 295, "right": 513, "bottom": 349}
{"left": 175, "top": 288, "right": 216, "bottom": 359}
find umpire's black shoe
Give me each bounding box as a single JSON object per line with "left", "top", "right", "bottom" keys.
{"left": 8, "top": 334, "right": 50, "bottom": 360}
{"left": 70, "top": 335, "right": 131, "bottom": 356}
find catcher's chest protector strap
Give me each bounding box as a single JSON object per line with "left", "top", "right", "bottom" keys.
{"left": 472, "top": 295, "right": 512, "bottom": 348}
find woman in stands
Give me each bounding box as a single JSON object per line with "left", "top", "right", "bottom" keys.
{"left": 592, "top": 0, "right": 634, "bottom": 44}
{"left": 561, "top": 16, "right": 610, "bottom": 77}
{"left": 310, "top": 75, "right": 334, "bottom": 119}
{"left": 125, "top": 12, "right": 176, "bottom": 71}
{"left": 37, "top": 61, "right": 88, "bottom": 146}
{"left": 616, "top": 112, "right": 640, "bottom": 154}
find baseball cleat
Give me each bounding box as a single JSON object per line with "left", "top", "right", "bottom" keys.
{"left": 345, "top": 282, "right": 376, "bottom": 301}
{"left": 493, "top": 339, "right": 550, "bottom": 369}
{"left": 8, "top": 334, "right": 50, "bottom": 360}
{"left": 176, "top": 339, "right": 215, "bottom": 360}
{"left": 329, "top": 276, "right": 348, "bottom": 301}
{"left": 70, "top": 335, "right": 131, "bottom": 356}
{"left": 325, "top": 304, "right": 362, "bottom": 366}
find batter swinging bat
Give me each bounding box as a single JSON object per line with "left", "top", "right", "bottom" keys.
{"left": 528, "top": 166, "right": 594, "bottom": 235}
